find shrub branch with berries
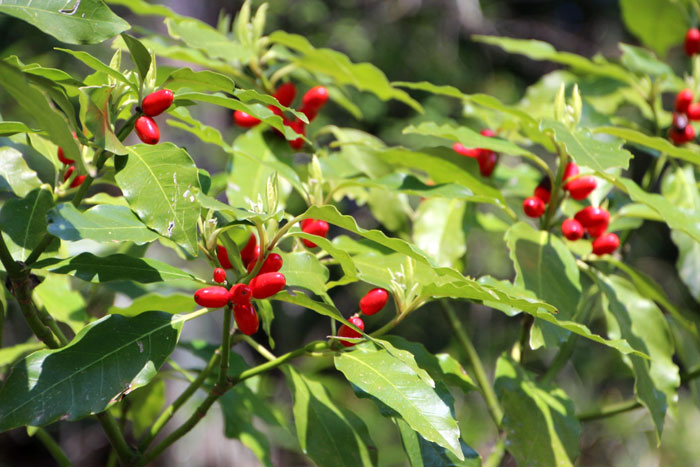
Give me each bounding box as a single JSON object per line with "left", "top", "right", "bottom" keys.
{"left": 0, "top": 1, "right": 699, "bottom": 466}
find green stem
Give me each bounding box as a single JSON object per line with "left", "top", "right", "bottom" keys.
{"left": 0, "top": 231, "right": 21, "bottom": 276}
{"left": 681, "top": 364, "right": 700, "bottom": 385}
{"left": 516, "top": 314, "right": 534, "bottom": 363}
{"left": 266, "top": 213, "right": 306, "bottom": 252}
{"left": 96, "top": 412, "right": 138, "bottom": 465}
{"left": 576, "top": 399, "right": 641, "bottom": 421}
{"left": 242, "top": 334, "right": 277, "bottom": 361}
{"left": 138, "top": 352, "right": 221, "bottom": 451}
{"left": 483, "top": 437, "right": 506, "bottom": 467}
{"left": 218, "top": 305, "right": 233, "bottom": 389}
{"left": 14, "top": 277, "right": 60, "bottom": 349}
{"left": 35, "top": 428, "right": 72, "bottom": 467}
{"left": 440, "top": 300, "right": 503, "bottom": 427}
{"left": 541, "top": 138, "right": 568, "bottom": 230}
{"left": 35, "top": 300, "right": 69, "bottom": 346}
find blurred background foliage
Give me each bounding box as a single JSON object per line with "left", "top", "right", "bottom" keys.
{"left": 1, "top": 1, "right": 699, "bottom": 466}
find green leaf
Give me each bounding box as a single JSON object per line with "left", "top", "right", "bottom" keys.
{"left": 125, "top": 379, "right": 165, "bottom": 437}
{"left": 106, "top": 0, "right": 180, "bottom": 19}
{"left": 0, "top": 147, "right": 42, "bottom": 197}
{"left": 163, "top": 68, "right": 235, "bottom": 93}
{"left": 0, "top": 311, "right": 183, "bottom": 431}
{"left": 495, "top": 355, "right": 581, "bottom": 466}
{"left": 413, "top": 198, "right": 466, "bottom": 268}
{"left": 396, "top": 418, "right": 481, "bottom": 467}
{"left": 269, "top": 31, "right": 422, "bottom": 112}
{"left": 166, "top": 17, "right": 253, "bottom": 63}
{"left": 287, "top": 233, "right": 359, "bottom": 289}
{"left": 0, "top": 0, "right": 129, "bottom": 45}
{"left": 619, "top": 43, "right": 678, "bottom": 79}
{"left": 594, "top": 127, "right": 700, "bottom": 166}
{"left": 334, "top": 342, "right": 464, "bottom": 460}
{"left": 79, "top": 85, "right": 128, "bottom": 155}
{"left": 115, "top": 143, "right": 201, "bottom": 255}
{"left": 108, "top": 293, "right": 196, "bottom": 317}
{"left": 620, "top": 0, "right": 687, "bottom": 57}
{"left": 47, "top": 203, "right": 159, "bottom": 245}
{"left": 540, "top": 119, "right": 633, "bottom": 171}
{"left": 597, "top": 275, "right": 679, "bottom": 440}
{"left": 57, "top": 48, "right": 133, "bottom": 88}
{"left": 284, "top": 366, "right": 377, "bottom": 467}
{"left": 0, "top": 341, "right": 43, "bottom": 369}
{"left": 392, "top": 81, "right": 467, "bottom": 100}
{"left": 272, "top": 290, "right": 349, "bottom": 327}
{"left": 0, "top": 62, "right": 79, "bottom": 161}
{"left": 0, "top": 122, "right": 40, "bottom": 137}
{"left": 505, "top": 222, "right": 581, "bottom": 346}
{"left": 34, "top": 252, "right": 200, "bottom": 284}
{"left": 342, "top": 174, "right": 485, "bottom": 202}
{"left": 34, "top": 274, "right": 87, "bottom": 333}
{"left": 0, "top": 186, "right": 55, "bottom": 261}
{"left": 120, "top": 33, "right": 151, "bottom": 80}
{"left": 279, "top": 252, "right": 330, "bottom": 295}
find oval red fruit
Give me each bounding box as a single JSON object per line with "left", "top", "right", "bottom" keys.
{"left": 142, "top": 89, "right": 174, "bottom": 117}
{"left": 523, "top": 196, "right": 546, "bottom": 218}
{"left": 249, "top": 272, "right": 286, "bottom": 299}
{"left": 213, "top": 267, "right": 226, "bottom": 283}
{"left": 57, "top": 146, "right": 74, "bottom": 164}
{"left": 359, "top": 288, "right": 389, "bottom": 316}
{"left": 480, "top": 129, "right": 495, "bottom": 137}
{"left": 675, "top": 89, "right": 694, "bottom": 113}
{"left": 562, "top": 162, "right": 579, "bottom": 190}
{"left": 194, "top": 286, "right": 230, "bottom": 308}
{"left": 574, "top": 206, "right": 609, "bottom": 237}
{"left": 561, "top": 218, "right": 584, "bottom": 241}
{"left": 301, "top": 86, "right": 329, "bottom": 112}
{"left": 685, "top": 28, "right": 700, "bottom": 56}
{"left": 63, "top": 166, "right": 84, "bottom": 187}
{"left": 234, "top": 302, "right": 259, "bottom": 335}
{"left": 287, "top": 119, "right": 306, "bottom": 149}
{"left": 301, "top": 219, "right": 329, "bottom": 248}
{"left": 592, "top": 233, "right": 620, "bottom": 255}
{"left": 274, "top": 82, "right": 297, "bottom": 107}
{"left": 338, "top": 316, "right": 365, "bottom": 347}
{"left": 233, "top": 110, "right": 261, "bottom": 128}
{"left": 534, "top": 177, "right": 552, "bottom": 204}
{"left": 567, "top": 176, "right": 597, "bottom": 200}
{"left": 240, "top": 233, "right": 258, "bottom": 266}
{"left": 688, "top": 103, "right": 700, "bottom": 121}
{"left": 217, "top": 244, "right": 233, "bottom": 269}
{"left": 247, "top": 253, "right": 283, "bottom": 274}
{"left": 684, "top": 124, "right": 696, "bottom": 142}
{"left": 477, "top": 150, "right": 498, "bottom": 177}
{"left": 135, "top": 116, "right": 160, "bottom": 145}
{"left": 452, "top": 142, "right": 480, "bottom": 158}
{"left": 230, "top": 283, "right": 252, "bottom": 304}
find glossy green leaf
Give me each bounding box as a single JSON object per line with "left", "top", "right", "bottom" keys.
{"left": 284, "top": 366, "right": 377, "bottom": 467}
{"left": 598, "top": 275, "right": 679, "bottom": 440}
{"left": 0, "top": 341, "right": 43, "bottom": 369}
{"left": 270, "top": 31, "right": 421, "bottom": 112}
{"left": 0, "top": 122, "right": 39, "bottom": 136}
{"left": 0, "top": 311, "right": 183, "bottom": 431}
{"left": 166, "top": 17, "right": 252, "bottom": 63}
{"left": 495, "top": 355, "right": 581, "bottom": 466}
{"left": 57, "top": 48, "right": 133, "bottom": 88}
{"left": 413, "top": 198, "right": 466, "bottom": 268}
{"left": 594, "top": 127, "right": 700, "bottom": 166}
{"left": 120, "top": 33, "right": 151, "bottom": 80}
{"left": 279, "top": 252, "right": 330, "bottom": 295}
{"left": 108, "top": 293, "right": 196, "bottom": 317}
{"left": 0, "top": 62, "right": 79, "bottom": 161}
{"left": 106, "top": 0, "right": 180, "bottom": 19}
{"left": 392, "top": 81, "right": 466, "bottom": 100}
{"left": 619, "top": 43, "right": 678, "bottom": 79}
{"left": 286, "top": 233, "right": 359, "bottom": 289}
{"left": 620, "top": 0, "right": 687, "bottom": 57}
{"left": 34, "top": 274, "right": 87, "bottom": 333}
{"left": 79, "top": 85, "right": 128, "bottom": 155}
{"left": 47, "top": 203, "right": 159, "bottom": 244}
{"left": 396, "top": 418, "right": 481, "bottom": 467}
{"left": 0, "top": 147, "right": 42, "bottom": 197}
{"left": 541, "top": 119, "right": 632, "bottom": 171}
{"left": 163, "top": 68, "right": 235, "bottom": 93}
{"left": 114, "top": 143, "right": 201, "bottom": 255}
{"left": 345, "top": 174, "right": 486, "bottom": 202}
{"left": 0, "top": 186, "right": 55, "bottom": 261}
{"left": 0, "top": 0, "right": 129, "bottom": 45}
{"left": 272, "top": 291, "right": 349, "bottom": 327}
{"left": 34, "top": 252, "right": 200, "bottom": 284}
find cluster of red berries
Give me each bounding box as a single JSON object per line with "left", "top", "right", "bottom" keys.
{"left": 300, "top": 218, "right": 329, "bottom": 248}
{"left": 233, "top": 83, "right": 329, "bottom": 150}
{"left": 685, "top": 28, "right": 700, "bottom": 56}
{"left": 452, "top": 129, "right": 499, "bottom": 177}
{"left": 336, "top": 288, "right": 389, "bottom": 347}
{"left": 195, "top": 233, "right": 287, "bottom": 335}
{"left": 57, "top": 132, "right": 86, "bottom": 188}
{"left": 669, "top": 89, "right": 699, "bottom": 145}
{"left": 134, "top": 89, "right": 174, "bottom": 145}
{"left": 523, "top": 162, "right": 598, "bottom": 218}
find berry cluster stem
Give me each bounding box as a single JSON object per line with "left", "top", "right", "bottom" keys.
{"left": 541, "top": 138, "right": 569, "bottom": 230}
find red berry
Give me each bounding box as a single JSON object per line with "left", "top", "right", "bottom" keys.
{"left": 240, "top": 234, "right": 258, "bottom": 266}
{"left": 230, "top": 283, "right": 252, "bottom": 304}
{"left": 452, "top": 142, "right": 480, "bottom": 158}
{"left": 217, "top": 244, "right": 233, "bottom": 269}
{"left": 688, "top": 104, "right": 700, "bottom": 121}
{"left": 676, "top": 89, "right": 694, "bottom": 113}
{"left": 234, "top": 302, "right": 259, "bottom": 335}
{"left": 57, "top": 146, "right": 74, "bottom": 164}
{"left": 135, "top": 116, "right": 160, "bottom": 145}
{"left": 684, "top": 124, "right": 696, "bottom": 142}
{"left": 685, "top": 28, "right": 700, "bottom": 56}
{"left": 477, "top": 150, "right": 498, "bottom": 177}
{"left": 523, "top": 196, "right": 546, "bottom": 218}
{"left": 561, "top": 218, "right": 584, "bottom": 241}
{"left": 562, "top": 162, "right": 579, "bottom": 190}
{"left": 592, "top": 232, "right": 620, "bottom": 255}
{"left": 63, "top": 166, "right": 84, "bottom": 187}
{"left": 249, "top": 272, "right": 286, "bottom": 299}
{"left": 301, "top": 86, "right": 329, "bottom": 112}
{"left": 480, "top": 129, "right": 495, "bottom": 137}
{"left": 286, "top": 119, "right": 306, "bottom": 150}
{"left": 194, "top": 286, "right": 230, "bottom": 308}
{"left": 359, "top": 288, "right": 389, "bottom": 316}
{"left": 233, "top": 110, "right": 261, "bottom": 128}
{"left": 247, "top": 253, "right": 283, "bottom": 274}
{"left": 213, "top": 267, "right": 226, "bottom": 283}
{"left": 338, "top": 316, "right": 365, "bottom": 347}
{"left": 301, "top": 219, "right": 329, "bottom": 248}
{"left": 567, "top": 176, "right": 597, "bottom": 200}
{"left": 142, "top": 89, "right": 174, "bottom": 117}
{"left": 273, "top": 82, "right": 297, "bottom": 107}
{"left": 534, "top": 178, "right": 552, "bottom": 204}
{"left": 574, "top": 206, "right": 610, "bottom": 238}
